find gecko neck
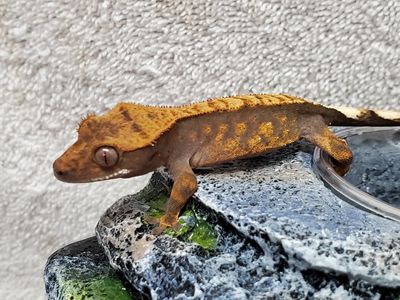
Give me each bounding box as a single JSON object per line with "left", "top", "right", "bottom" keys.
{"left": 122, "top": 141, "right": 169, "bottom": 177}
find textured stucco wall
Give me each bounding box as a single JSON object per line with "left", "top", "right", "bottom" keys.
{"left": 1, "top": 1, "right": 400, "bottom": 299}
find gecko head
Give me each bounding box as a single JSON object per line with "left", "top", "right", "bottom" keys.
{"left": 53, "top": 104, "right": 168, "bottom": 183}
{"left": 53, "top": 141, "right": 131, "bottom": 183}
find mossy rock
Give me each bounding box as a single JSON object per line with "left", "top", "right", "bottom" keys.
{"left": 144, "top": 186, "right": 218, "bottom": 251}
{"left": 44, "top": 237, "right": 141, "bottom": 300}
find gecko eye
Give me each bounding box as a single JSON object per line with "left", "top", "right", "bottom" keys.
{"left": 94, "top": 146, "right": 119, "bottom": 167}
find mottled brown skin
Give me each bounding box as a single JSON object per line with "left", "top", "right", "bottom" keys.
{"left": 53, "top": 94, "right": 396, "bottom": 231}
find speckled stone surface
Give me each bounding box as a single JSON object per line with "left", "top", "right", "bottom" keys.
{"left": 96, "top": 147, "right": 400, "bottom": 299}
{"left": 194, "top": 143, "right": 400, "bottom": 287}
{"left": 44, "top": 237, "right": 138, "bottom": 300}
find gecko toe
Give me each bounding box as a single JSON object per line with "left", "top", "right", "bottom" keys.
{"left": 151, "top": 226, "right": 165, "bottom": 236}
{"left": 143, "top": 215, "right": 160, "bottom": 225}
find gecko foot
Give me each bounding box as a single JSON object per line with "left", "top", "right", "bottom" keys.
{"left": 151, "top": 214, "right": 181, "bottom": 236}
{"left": 331, "top": 158, "right": 351, "bottom": 176}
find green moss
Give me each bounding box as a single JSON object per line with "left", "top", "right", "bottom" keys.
{"left": 146, "top": 193, "right": 169, "bottom": 218}
{"left": 144, "top": 191, "right": 218, "bottom": 251}
{"left": 164, "top": 210, "right": 196, "bottom": 238}
{"left": 60, "top": 274, "right": 132, "bottom": 300}
{"left": 187, "top": 218, "right": 218, "bottom": 250}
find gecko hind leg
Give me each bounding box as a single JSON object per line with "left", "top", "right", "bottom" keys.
{"left": 302, "top": 122, "right": 353, "bottom": 176}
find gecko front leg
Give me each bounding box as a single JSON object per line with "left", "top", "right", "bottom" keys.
{"left": 157, "top": 160, "right": 198, "bottom": 232}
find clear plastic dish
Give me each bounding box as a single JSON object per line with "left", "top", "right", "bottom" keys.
{"left": 313, "top": 127, "right": 400, "bottom": 222}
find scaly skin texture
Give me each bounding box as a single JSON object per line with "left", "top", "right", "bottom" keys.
{"left": 53, "top": 94, "right": 400, "bottom": 230}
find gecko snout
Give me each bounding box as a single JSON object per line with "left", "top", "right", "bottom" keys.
{"left": 53, "top": 159, "right": 71, "bottom": 181}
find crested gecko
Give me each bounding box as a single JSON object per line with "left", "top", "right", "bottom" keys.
{"left": 53, "top": 94, "right": 400, "bottom": 231}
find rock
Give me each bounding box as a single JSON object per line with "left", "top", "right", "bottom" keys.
{"left": 96, "top": 143, "right": 400, "bottom": 299}
{"left": 44, "top": 237, "right": 138, "bottom": 300}
{"left": 193, "top": 143, "right": 400, "bottom": 288}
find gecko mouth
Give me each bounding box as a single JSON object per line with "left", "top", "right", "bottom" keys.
{"left": 88, "top": 169, "right": 132, "bottom": 182}
{"left": 54, "top": 156, "right": 133, "bottom": 183}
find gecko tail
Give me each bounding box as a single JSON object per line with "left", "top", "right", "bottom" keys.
{"left": 326, "top": 106, "right": 400, "bottom": 126}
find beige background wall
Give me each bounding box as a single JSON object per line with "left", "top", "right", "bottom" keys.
{"left": 1, "top": 1, "right": 400, "bottom": 299}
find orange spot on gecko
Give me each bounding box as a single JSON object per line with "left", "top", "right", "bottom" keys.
{"left": 215, "top": 123, "right": 229, "bottom": 143}
{"left": 202, "top": 124, "right": 212, "bottom": 135}
{"left": 235, "top": 122, "right": 247, "bottom": 135}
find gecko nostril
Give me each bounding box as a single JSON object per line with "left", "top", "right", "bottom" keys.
{"left": 53, "top": 160, "right": 69, "bottom": 179}
{"left": 55, "top": 168, "right": 67, "bottom": 178}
